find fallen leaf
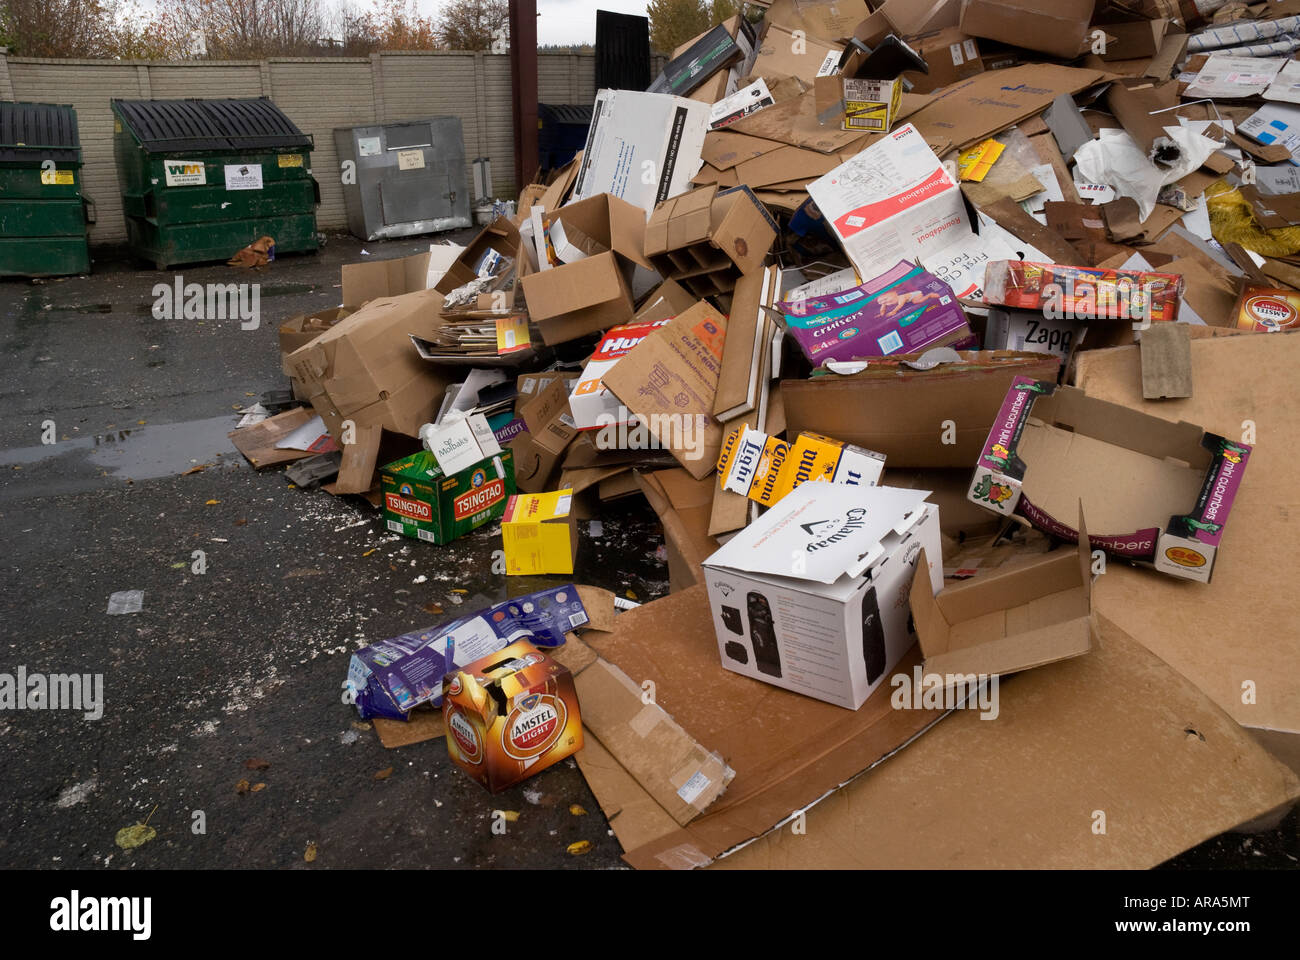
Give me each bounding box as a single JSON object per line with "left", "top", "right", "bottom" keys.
{"left": 244, "top": 758, "right": 271, "bottom": 771}
{"left": 569, "top": 804, "right": 587, "bottom": 816}
{"left": 136, "top": 419, "right": 147, "bottom": 425}
{"left": 420, "top": 603, "right": 444, "bottom": 616}
{"left": 350, "top": 721, "right": 371, "bottom": 731}
{"left": 567, "top": 840, "right": 592, "bottom": 856}
{"left": 115, "top": 824, "right": 156, "bottom": 850}
{"left": 251, "top": 783, "right": 267, "bottom": 792}
{"left": 451, "top": 588, "right": 468, "bottom": 595}
{"left": 373, "top": 767, "right": 394, "bottom": 781}
{"left": 234, "top": 518, "right": 247, "bottom": 526}
{"left": 170, "top": 562, "right": 186, "bottom": 569}
{"left": 625, "top": 589, "right": 637, "bottom": 600}
{"left": 304, "top": 842, "right": 317, "bottom": 863}
{"left": 236, "top": 779, "right": 250, "bottom": 794}
{"left": 205, "top": 499, "right": 221, "bottom": 506}
{"left": 495, "top": 809, "right": 520, "bottom": 822}
{"left": 362, "top": 548, "right": 377, "bottom": 557}
{"left": 181, "top": 464, "right": 209, "bottom": 476}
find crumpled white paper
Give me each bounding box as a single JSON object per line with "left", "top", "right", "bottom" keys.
{"left": 1074, "top": 122, "right": 1223, "bottom": 221}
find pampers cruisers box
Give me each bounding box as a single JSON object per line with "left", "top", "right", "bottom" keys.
{"left": 701, "top": 483, "right": 942, "bottom": 709}
{"left": 442, "top": 639, "right": 583, "bottom": 793}
{"left": 966, "top": 377, "right": 1252, "bottom": 583}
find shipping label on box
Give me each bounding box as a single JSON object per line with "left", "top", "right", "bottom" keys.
{"left": 502, "top": 489, "right": 578, "bottom": 576}
{"left": 381, "top": 449, "right": 515, "bottom": 546}
{"left": 840, "top": 77, "right": 902, "bottom": 132}
{"left": 443, "top": 639, "right": 583, "bottom": 793}
{"left": 702, "top": 483, "right": 943, "bottom": 709}
{"left": 967, "top": 377, "right": 1252, "bottom": 582}
{"left": 808, "top": 124, "right": 974, "bottom": 280}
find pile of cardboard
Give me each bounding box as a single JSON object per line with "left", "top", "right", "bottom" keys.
{"left": 243, "top": 0, "right": 1300, "bottom": 868}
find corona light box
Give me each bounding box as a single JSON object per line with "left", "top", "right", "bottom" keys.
{"left": 442, "top": 639, "right": 583, "bottom": 793}
{"left": 380, "top": 448, "right": 515, "bottom": 545}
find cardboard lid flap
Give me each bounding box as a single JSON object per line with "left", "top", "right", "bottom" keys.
{"left": 704, "top": 483, "right": 930, "bottom": 585}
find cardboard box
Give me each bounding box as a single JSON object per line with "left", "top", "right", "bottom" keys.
{"left": 879, "top": 0, "right": 962, "bottom": 37}
{"left": 1076, "top": 333, "right": 1300, "bottom": 768}
{"left": 959, "top": 0, "right": 1093, "bottom": 60}
{"left": 983, "top": 307, "right": 1084, "bottom": 360}
{"left": 279, "top": 307, "right": 350, "bottom": 374}
{"left": 570, "top": 318, "right": 672, "bottom": 432}
{"left": 906, "top": 63, "right": 1108, "bottom": 150}
{"left": 602, "top": 301, "right": 729, "bottom": 480}
{"left": 702, "top": 483, "right": 942, "bottom": 709}
{"left": 902, "top": 27, "right": 983, "bottom": 93}
{"left": 764, "top": 0, "right": 871, "bottom": 43}
{"left": 517, "top": 193, "right": 654, "bottom": 345}
{"left": 635, "top": 468, "right": 719, "bottom": 592}
{"left": 571, "top": 90, "right": 710, "bottom": 214}
{"left": 431, "top": 216, "right": 525, "bottom": 302}
{"left": 418, "top": 412, "right": 502, "bottom": 476}
{"left": 716, "top": 425, "right": 885, "bottom": 506}
{"left": 380, "top": 449, "right": 515, "bottom": 546}
{"left": 807, "top": 124, "right": 973, "bottom": 280}
{"left": 284, "top": 288, "right": 451, "bottom": 493}
{"left": 442, "top": 639, "right": 583, "bottom": 793}
{"left": 911, "top": 531, "right": 1096, "bottom": 684}
{"left": 1232, "top": 284, "right": 1300, "bottom": 332}
{"left": 781, "top": 351, "right": 1062, "bottom": 468}
{"left": 502, "top": 489, "right": 578, "bottom": 576}
{"left": 752, "top": 22, "right": 843, "bottom": 83}
{"left": 645, "top": 184, "right": 777, "bottom": 299}
{"left": 508, "top": 377, "right": 578, "bottom": 493}
{"left": 779, "top": 259, "right": 976, "bottom": 365}
{"left": 967, "top": 377, "right": 1252, "bottom": 583}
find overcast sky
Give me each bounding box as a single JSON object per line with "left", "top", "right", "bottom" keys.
{"left": 420, "top": 1, "right": 650, "bottom": 46}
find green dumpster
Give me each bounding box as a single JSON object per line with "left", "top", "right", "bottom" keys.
{"left": 0, "top": 101, "right": 92, "bottom": 277}
{"left": 111, "top": 97, "right": 320, "bottom": 269}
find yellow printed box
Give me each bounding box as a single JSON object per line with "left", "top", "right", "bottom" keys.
{"left": 501, "top": 489, "right": 577, "bottom": 575}
{"left": 442, "top": 639, "right": 583, "bottom": 793}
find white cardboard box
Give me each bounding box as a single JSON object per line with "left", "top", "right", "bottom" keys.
{"left": 570, "top": 90, "right": 711, "bottom": 215}
{"left": 807, "top": 123, "right": 973, "bottom": 280}
{"left": 702, "top": 483, "right": 943, "bottom": 709}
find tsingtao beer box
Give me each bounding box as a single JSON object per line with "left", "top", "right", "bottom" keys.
{"left": 702, "top": 483, "right": 942, "bottom": 709}
{"left": 380, "top": 449, "right": 515, "bottom": 546}
{"left": 442, "top": 639, "right": 583, "bottom": 793}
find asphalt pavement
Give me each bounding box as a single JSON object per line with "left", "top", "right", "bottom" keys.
{"left": 0, "top": 234, "right": 1294, "bottom": 870}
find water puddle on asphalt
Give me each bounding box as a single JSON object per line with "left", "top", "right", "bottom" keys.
{"left": 0, "top": 415, "right": 243, "bottom": 480}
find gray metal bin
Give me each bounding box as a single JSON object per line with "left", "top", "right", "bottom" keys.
{"left": 334, "top": 118, "right": 471, "bottom": 241}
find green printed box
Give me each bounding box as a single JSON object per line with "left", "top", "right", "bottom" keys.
{"left": 381, "top": 448, "right": 515, "bottom": 545}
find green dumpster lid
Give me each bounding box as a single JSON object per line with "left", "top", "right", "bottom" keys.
{"left": 0, "top": 102, "right": 81, "bottom": 163}
{"left": 111, "top": 97, "right": 312, "bottom": 154}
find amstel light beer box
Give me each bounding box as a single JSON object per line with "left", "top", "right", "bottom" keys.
{"left": 380, "top": 448, "right": 515, "bottom": 545}
{"left": 442, "top": 639, "right": 583, "bottom": 793}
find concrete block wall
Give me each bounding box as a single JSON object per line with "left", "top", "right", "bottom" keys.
{"left": 0, "top": 50, "right": 663, "bottom": 246}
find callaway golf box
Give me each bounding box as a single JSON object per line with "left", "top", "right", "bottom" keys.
{"left": 702, "top": 483, "right": 942, "bottom": 709}
{"left": 380, "top": 449, "right": 515, "bottom": 545}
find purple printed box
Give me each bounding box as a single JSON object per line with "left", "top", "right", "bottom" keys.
{"left": 779, "top": 260, "right": 976, "bottom": 366}
{"left": 965, "top": 377, "right": 1251, "bottom": 583}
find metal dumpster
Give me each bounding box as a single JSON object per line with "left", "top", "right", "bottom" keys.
{"left": 0, "top": 101, "right": 92, "bottom": 277}
{"left": 334, "top": 118, "right": 471, "bottom": 241}
{"left": 537, "top": 104, "right": 592, "bottom": 176}
{"left": 111, "top": 97, "right": 319, "bottom": 269}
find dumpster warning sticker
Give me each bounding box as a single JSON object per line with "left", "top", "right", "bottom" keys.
{"left": 398, "top": 149, "right": 425, "bottom": 171}
{"left": 224, "top": 163, "right": 264, "bottom": 191}
{"left": 164, "top": 160, "right": 206, "bottom": 187}
{"left": 41, "top": 169, "right": 74, "bottom": 185}
{"left": 277, "top": 154, "right": 303, "bottom": 168}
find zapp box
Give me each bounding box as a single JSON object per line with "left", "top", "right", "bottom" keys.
{"left": 380, "top": 449, "right": 515, "bottom": 545}
{"left": 442, "top": 639, "right": 583, "bottom": 793}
